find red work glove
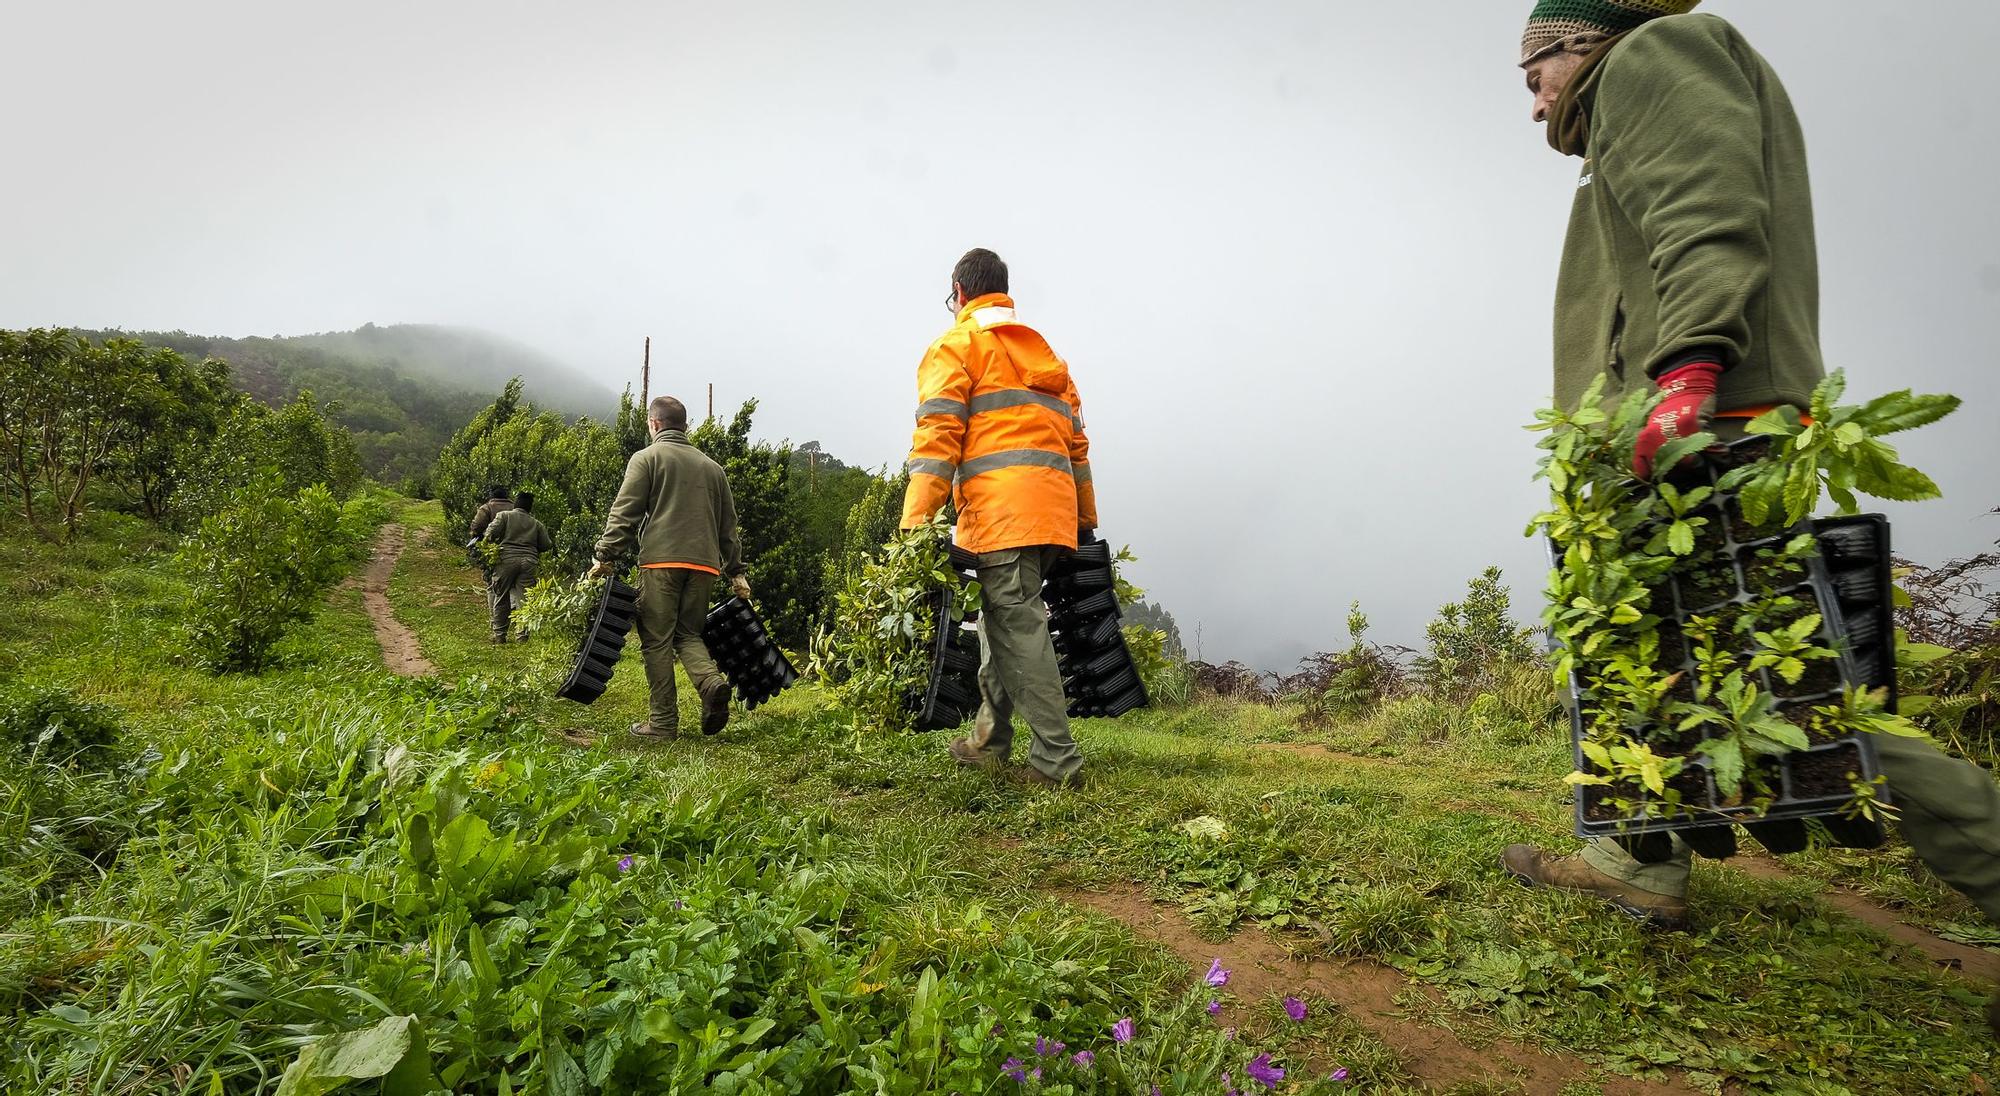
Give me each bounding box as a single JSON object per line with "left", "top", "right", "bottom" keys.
{"left": 1633, "top": 361, "right": 1722, "bottom": 480}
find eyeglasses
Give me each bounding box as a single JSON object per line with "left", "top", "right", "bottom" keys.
{"left": 945, "top": 289, "right": 960, "bottom": 315}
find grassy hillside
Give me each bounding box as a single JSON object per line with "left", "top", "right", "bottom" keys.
{"left": 0, "top": 500, "right": 1993, "bottom": 1093}
{"left": 70, "top": 324, "right": 620, "bottom": 485}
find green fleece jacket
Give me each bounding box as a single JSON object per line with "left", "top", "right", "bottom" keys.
{"left": 1553, "top": 13, "right": 1825, "bottom": 413}
{"left": 482, "top": 507, "right": 553, "bottom": 563}
{"left": 593, "top": 430, "right": 745, "bottom": 576}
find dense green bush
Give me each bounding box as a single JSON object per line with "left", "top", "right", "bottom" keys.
{"left": 174, "top": 391, "right": 365, "bottom": 523}
{"left": 176, "top": 481, "right": 377, "bottom": 672}
{"left": 1411, "top": 566, "right": 1540, "bottom": 701}
{"left": 0, "top": 681, "right": 125, "bottom": 766}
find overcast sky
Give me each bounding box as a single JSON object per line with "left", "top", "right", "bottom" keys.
{"left": 6, "top": 1, "right": 1996, "bottom": 670}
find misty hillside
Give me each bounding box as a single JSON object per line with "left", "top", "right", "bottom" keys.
{"left": 75, "top": 324, "right": 622, "bottom": 485}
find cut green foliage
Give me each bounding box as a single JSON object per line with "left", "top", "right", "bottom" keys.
{"left": 1527, "top": 371, "right": 1959, "bottom": 821}
{"left": 1735, "top": 373, "right": 1960, "bottom": 526}
{"left": 809, "top": 514, "right": 973, "bottom": 733}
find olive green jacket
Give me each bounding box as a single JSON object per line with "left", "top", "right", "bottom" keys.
{"left": 482, "top": 507, "right": 553, "bottom": 563}
{"left": 593, "top": 430, "right": 745, "bottom": 576}
{"left": 1553, "top": 14, "right": 1824, "bottom": 413}
{"left": 468, "top": 497, "right": 514, "bottom": 540}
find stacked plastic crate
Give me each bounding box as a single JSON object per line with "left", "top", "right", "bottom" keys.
{"left": 1045, "top": 540, "right": 1149, "bottom": 718}
{"left": 555, "top": 575, "right": 640, "bottom": 704}
{"left": 701, "top": 596, "right": 800, "bottom": 711}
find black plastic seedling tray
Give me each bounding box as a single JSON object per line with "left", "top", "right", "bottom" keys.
{"left": 701, "top": 596, "right": 799, "bottom": 712}
{"left": 1561, "top": 438, "right": 1889, "bottom": 856}
{"left": 556, "top": 575, "right": 640, "bottom": 704}
{"left": 1044, "top": 535, "right": 1150, "bottom": 720}
{"left": 913, "top": 586, "right": 983, "bottom": 732}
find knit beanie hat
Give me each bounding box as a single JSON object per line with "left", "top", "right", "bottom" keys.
{"left": 1521, "top": 0, "right": 1702, "bottom": 65}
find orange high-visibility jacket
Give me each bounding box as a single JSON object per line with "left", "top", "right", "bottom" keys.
{"left": 900, "top": 293, "right": 1096, "bottom": 553}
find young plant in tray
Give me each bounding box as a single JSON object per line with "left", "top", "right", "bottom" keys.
{"left": 1529, "top": 370, "right": 1953, "bottom": 827}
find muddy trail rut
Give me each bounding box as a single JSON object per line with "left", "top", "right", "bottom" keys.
{"left": 359, "top": 524, "right": 436, "bottom": 677}
{"left": 1066, "top": 884, "right": 1704, "bottom": 1095}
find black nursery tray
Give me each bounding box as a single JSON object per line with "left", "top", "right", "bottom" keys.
{"left": 556, "top": 575, "right": 640, "bottom": 704}
{"left": 1045, "top": 538, "right": 1149, "bottom": 719}
{"left": 702, "top": 596, "right": 799, "bottom": 712}
{"left": 907, "top": 547, "right": 983, "bottom": 732}
{"left": 1563, "top": 438, "right": 1890, "bottom": 855}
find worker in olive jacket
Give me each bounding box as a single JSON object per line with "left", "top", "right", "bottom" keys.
{"left": 481, "top": 491, "right": 553, "bottom": 643}
{"left": 1501, "top": 1, "right": 2000, "bottom": 970}
{"left": 590, "top": 396, "right": 750, "bottom": 739}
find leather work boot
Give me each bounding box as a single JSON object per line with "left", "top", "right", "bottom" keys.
{"left": 699, "top": 682, "right": 733, "bottom": 737}
{"left": 1501, "top": 843, "right": 1688, "bottom": 930}
{"left": 948, "top": 736, "right": 1003, "bottom": 770}
{"left": 629, "top": 721, "right": 677, "bottom": 741}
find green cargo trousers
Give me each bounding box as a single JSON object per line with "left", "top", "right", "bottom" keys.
{"left": 488, "top": 556, "right": 537, "bottom": 640}
{"left": 1584, "top": 731, "right": 2000, "bottom": 921}
{"left": 636, "top": 567, "right": 725, "bottom": 735}
{"left": 964, "top": 546, "right": 1084, "bottom": 782}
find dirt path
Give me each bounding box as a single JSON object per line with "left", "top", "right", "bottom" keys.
{"left": 1065, "top": 884, "right": 1704, "bottom": 1096}
{"left": 360, "top": 524, "right": 436, "bottom": 677}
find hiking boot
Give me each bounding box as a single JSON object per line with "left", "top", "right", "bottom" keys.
{"left": 630, "top": 721, "right": 678, "bottom": 741}
{"left": 1009, "top": 765, "right": 1084, "bottom": 790}
{"left": 1501, "top": 843, "right": 1688, "bottom": 930}
{"left": 700, "top": 682, "right": 732, "bottom": 737}
{"left": 948, "top": 736, "right": 1005, "bottom": 770}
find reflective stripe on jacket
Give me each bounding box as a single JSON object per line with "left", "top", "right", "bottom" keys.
{"left": 900, "top": 293, "right": 1096, "bottom": 553}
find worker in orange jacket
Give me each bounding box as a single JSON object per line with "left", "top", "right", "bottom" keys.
{"left": 902, "top": 248, "right": 1094, "bottom": 788}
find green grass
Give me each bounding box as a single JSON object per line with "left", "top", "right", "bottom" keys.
{"left": 1, "top": 497, "right": 1993, "bottom": 1094}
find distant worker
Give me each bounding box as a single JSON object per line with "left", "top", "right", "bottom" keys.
{"left": 590, "top": 396, "right": 751, "bottom": 739}
{"left": 902, "top": 248, "right": 1094, "bottom": 788}
{"left": 465, "top": 483, "right": 514, "bottom": 577}
{"left": 468, "top": 484, "right": 514, "bottom": 541}
{"left": 480, "top": 491, "right": 553, "bottom": 643}
{"left": 1501, "top": 1, "right": 2000, "bottom": 955}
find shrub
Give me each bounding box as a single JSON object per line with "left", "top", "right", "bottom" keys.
{"left": 177, "top": 481, "right": 372, "bottom": 672}
{"left": 1412, "top": 567, "right": 1539, "bottom": 700}
{"left": 0, "top": 682, "right": 124, "bottom": 766}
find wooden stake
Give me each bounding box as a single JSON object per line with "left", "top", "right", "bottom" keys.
{"left": 707, "top": 382, "right": 714, "bottom": 422}
{"left": 641, "top": 336, "right": 650, "bottom": 408}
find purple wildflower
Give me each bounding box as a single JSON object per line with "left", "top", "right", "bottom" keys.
{"left": 1002, "top": 1056, "right": 1026, "bottom": 1083}
{"left": 1033, "top": 1035, "right": 1066, "bottom": 1057}
{"left": 1072, "top": 1050, "right": 1095, "bottom": 1068}
{"left": 1223, "top": 1026, "right": 1236, "bottom": 1041}
{"left": 1283, "top": 995, "right": 1307, "bottom": 1022}
{"left": 616, "top": 854, "right": 634, "bottom": 873}
{"left": 1245, "top": 1053, "right": 1285, "bottom": 1089}
{"left": 1207, "top": 998, "right": 1222, "bottom": 1017}
{"left": 1151, "top": 1088, "right": 1163, "bottom": 1096}
{"left": 1205, "top": 958, "right": 1230, "bottom": 986}
{"left": 1112, "top": 1016, "right": 1135, "bottom": 1044}
{"left": 1222, "top": 1071, "right": 1239, "bottom": 1096}
{"left": 1329, "top": 1066, "right": 1350, "bottom": 1082}
{"left": 1029, "top": 1067, "right": 1042, "bottom": 1082}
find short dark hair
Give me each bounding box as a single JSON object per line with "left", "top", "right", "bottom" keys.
{"left": 486, "top": 483, "right": 510, "bottom": 499}
{"left": 514, "top": 490, "right": 535, "bottom": 512}
{"left": 952, "top": 248, "right": 1008, "bottom": 300}
{"left": 648, "top": 396, "right": 688, "bottom": 431}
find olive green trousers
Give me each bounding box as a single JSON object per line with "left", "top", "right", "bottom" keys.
{"left": 635, "top": 567, "right": 724, "bottom": 734}
{"left": 963, "top": 546, "right": 1083, "bottom": 782}
{"left": 488, "top": 556, "right": 537, "bottom": 640}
